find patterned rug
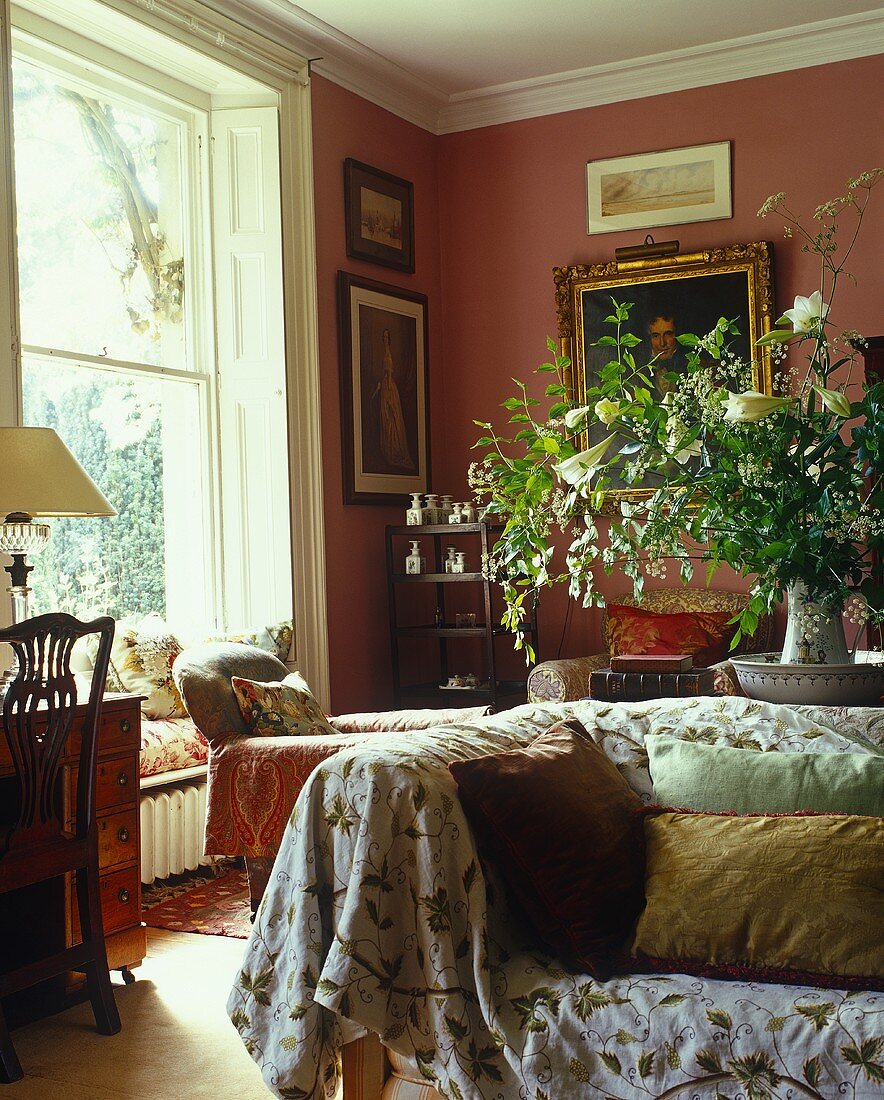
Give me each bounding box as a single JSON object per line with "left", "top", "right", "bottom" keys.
{"left": 143, "top": 867, "right": 252, "bottom": 939}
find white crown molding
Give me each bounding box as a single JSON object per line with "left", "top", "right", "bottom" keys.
{"left": 204, "top": 0, "right": 446, "bottom": 131}
{"left": 199, "top": 4, "right": 884, "bottom": 134}
{"left": 437, "top": 11, "right": 884, "bottom": 133}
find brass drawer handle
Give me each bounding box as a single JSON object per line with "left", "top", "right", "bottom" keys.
{"left": 116, "top": 770, "right": 129, "bottom": 787}
{"left": 118, "top": 826, "right": 130, "bottom": 843}
{"left": 120, "top": 718, "right": 131, "bottom": 734}
{"left": 118, "top": 888, "right": 131, "bottom": 904}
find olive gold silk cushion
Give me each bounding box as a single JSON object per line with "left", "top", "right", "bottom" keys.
{"left": 646, "top": 736, "right": 884, "bottom": 816}
{"left": 630, "top": 811, "right": 884, "bottom": 989}
{"left": 231, "top": 673, "right": 338, "bottom": 737}
{"left": 449, "top": 718, "right": 645, "bottom": 978}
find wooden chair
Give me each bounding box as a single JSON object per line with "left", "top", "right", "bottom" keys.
{"left": 0, "top": 613, "right": 120, "bottom": 1083}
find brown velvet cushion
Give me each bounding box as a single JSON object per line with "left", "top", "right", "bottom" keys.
{"left": 449, "top": 718, "right": 645, "bottom": 977}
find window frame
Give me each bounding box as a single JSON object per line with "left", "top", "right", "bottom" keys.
{"left": 12, "top": 34, "right": 221, "bottom": 632}
{"left": 0, "top": 0, "right": 330, "bottom": 707}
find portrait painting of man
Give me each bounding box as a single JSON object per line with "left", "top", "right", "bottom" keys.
{"left": 581, "top": 270, "right": 753, "bottom": 403}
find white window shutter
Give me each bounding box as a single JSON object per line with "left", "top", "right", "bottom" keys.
{"left": 211, "top": 106, "right": 292, "bottom": 631}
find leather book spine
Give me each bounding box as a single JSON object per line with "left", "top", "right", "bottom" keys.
{"left": 589, "top": 669, "right": 624, "bottom": 700}
{"left": 591, "top": 669, "right": 715, "bottom": 701}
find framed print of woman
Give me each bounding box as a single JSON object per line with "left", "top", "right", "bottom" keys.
{"left": 337, "top": 272, "right": 430, "bottom": 504}
{"left": 373, "top": 328, "right": 414, "bottom": 469}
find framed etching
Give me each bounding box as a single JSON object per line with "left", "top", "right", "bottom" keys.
{"left": 344, "top": 158, "right": 415, "bottom": 273}
{"left": 553, "top": 241, "right": 775, "bottom": 512}
{"left": 338, "top": 271, "right": 429, "bottom": 504}
{"left": 586, "top": 141, "right": 731, "bottom": 235}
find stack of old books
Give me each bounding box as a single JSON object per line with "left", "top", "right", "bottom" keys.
{"left": 589, "top": 654, "right": 715, "bottom": 701}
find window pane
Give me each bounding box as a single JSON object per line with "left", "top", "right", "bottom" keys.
{"left": 12, "top": 55, "right": 188, "bottom": 367}
{"left": 22, "top": 357, "right": 211, "bottom": 635}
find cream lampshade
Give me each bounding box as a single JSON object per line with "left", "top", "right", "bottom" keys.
{"left": 0, "top": 426, "right": 116, "bottom": 625}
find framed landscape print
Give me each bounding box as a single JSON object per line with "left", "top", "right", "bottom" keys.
{"left": 344, "top": 159, "right": 415, "bottom": 273}
{"left": 338, "top": 271, "right": 429, "bottom": 504}
{"left": 586, "top": 141, "right": 731, "bottom": 235}
{"left": 553, "top": 240, "right": 775, "bottom": 512}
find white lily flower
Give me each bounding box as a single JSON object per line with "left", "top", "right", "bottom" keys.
{"left": 553, "top": 436, "right": 614, "bottom": 486}
{"left": 783, "top": 291, "right": 829, "bottom": 334}
{"left": 673, "top": 438, "right": 702, "bottom": 463}
{"left": 593, "top": 398, "right": 622, "bottom": 425}
{"left": 812, "top": 384, "right": 851, "bottom": 418}
{"left": 563, "top": 405, "right": 593, "bottom": 430}
{"left": 723, "top": 390, "right": 792, "bottom": 423}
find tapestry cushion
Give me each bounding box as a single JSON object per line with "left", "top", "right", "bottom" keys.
{"left": 448, "top": 718, "right": 645, "bottom": 977}
{"left": 102, "top": 613, "right": 187, "bottom": 719}
{"left": 647, "top": 735, "right": 884, "bottom": 815}
{"left": 231, "top": 672, "right": 337, "bottom": 738}
{"left": 606, "top": 604, "right": 737, "bottom": 666}
{"left": 629, "top": 810, "right": 884, "bottom": 989}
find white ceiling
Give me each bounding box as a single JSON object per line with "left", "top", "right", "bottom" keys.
{"left": 280, "top": 0, "right": 882, "bottom": 94}
{"left": 219, "top": 0, "right": 884, "bottom": 131}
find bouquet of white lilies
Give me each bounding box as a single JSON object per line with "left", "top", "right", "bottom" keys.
{"left": 471, "top": 170, "right": 884, "bottom": 659}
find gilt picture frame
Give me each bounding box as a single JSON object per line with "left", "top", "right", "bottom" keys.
{"left": 586, "top": 141, "right": 731, "bottom": 235}
{"left": 344, "top": 158, "right": 415, "bottom": 273}
{"left": 338, "top": 271, "right": 429, "bottom": 505}
{"left": 553, "top": 241, "right": 775, "bottom": 513}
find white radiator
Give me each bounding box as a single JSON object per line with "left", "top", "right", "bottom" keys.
{"left": 139, "top": 778, "right": 212, "bottom": 884}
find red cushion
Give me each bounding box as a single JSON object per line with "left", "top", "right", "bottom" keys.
{"left": 449, "top": 718, "right": 645, "bottom": 978}
{"left": 606, "top": 604, "right": 737, "bottom": 667}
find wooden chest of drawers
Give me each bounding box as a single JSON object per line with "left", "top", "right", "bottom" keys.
{"left": 0, "top": 693, "right": 146, "bottom": 997}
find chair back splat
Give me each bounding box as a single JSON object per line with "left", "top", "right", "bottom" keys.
{"left": 0, "top": 612, "right": 120, "bottom": 1083}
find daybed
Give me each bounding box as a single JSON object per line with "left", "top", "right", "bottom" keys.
{"left": 227, "top": 695, "right": 884, "bottom": 1100}
{"left": 74, "top": 615, "right": 292, "bottom": 883}
{"left": 172, "top": 643, "right": 491, "bottom": 910}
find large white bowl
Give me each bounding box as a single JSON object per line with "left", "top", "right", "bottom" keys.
{"left": 731, "top": 652, "right": 884, "bottom": 707}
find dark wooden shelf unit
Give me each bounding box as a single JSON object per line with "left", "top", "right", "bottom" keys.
{"left": 386, "top": 522, "right": 537, "bottom": 711}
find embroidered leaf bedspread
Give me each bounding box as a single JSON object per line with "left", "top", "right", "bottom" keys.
{"left": 228, "top": 697, "right": 884, "bottom": 1099}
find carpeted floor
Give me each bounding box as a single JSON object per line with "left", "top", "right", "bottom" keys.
{"left": 143, "top": 868, "right": 252, "bottom": 939}
{"left": 7, "top": 928, "right": 270, "bottom": 1098}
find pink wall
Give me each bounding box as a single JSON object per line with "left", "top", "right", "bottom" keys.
{"left": 435, "top": 56, "right": 884, "bottom": 661}
{"left": 311, "top": 76, "right": 442, "bottom": 712}
{"left": 311, "top": 57, "right": 883, "bottom": 709}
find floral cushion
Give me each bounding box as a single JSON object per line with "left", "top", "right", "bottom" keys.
{"left": 204, "top": 619, "right": 293, "bottom": 663}
{"left": 231, "top": 672, "right": 337, "bottom": 737}
{"left": 139, "top": 716, "right": 209, "bottom": 779}
{"left": 606, "top": 604, "right": 737, "bottom": 666}
{"left": 105, "top": 613, "right": 187, "bottom": 719}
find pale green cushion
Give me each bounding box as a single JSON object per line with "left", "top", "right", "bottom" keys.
{"left": 646, "top": 736, "right": 884, "bottom": 816}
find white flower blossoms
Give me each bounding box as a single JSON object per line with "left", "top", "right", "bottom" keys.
{"left": 563, "top": 399, "right": 622, "bottom": 431}
{"left": 723, "top": 391, "right": 792, "bottom": 423}
{"left": 812, "top": 384, "right": 852, "bottom": 418}
{"left": 593, "top": 398, "right": 622, "bottom": 425}
{"left": 784, "top": 291, "right": 830, "bottom": 334}
{"left": 553, "top": 436, "right": 614, "bottom": 486}
{"left": 562, "top": 405, "right": 593, "bottom": 430}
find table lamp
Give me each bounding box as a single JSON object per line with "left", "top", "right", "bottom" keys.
{"left": 0, "top": 426, "right": 116, "bottom": 625}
